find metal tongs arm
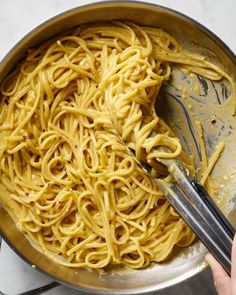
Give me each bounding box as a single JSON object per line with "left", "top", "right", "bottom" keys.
{"left": 155, "top": 158, "right": 235, "bottom": 275}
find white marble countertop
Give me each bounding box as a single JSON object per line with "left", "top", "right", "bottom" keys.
{"left": 0, "top": 1, "right": 235, "bottom": 294}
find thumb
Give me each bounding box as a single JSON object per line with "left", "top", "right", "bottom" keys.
{"left": 205, "top": 253, "right": 230, "bottom": 295}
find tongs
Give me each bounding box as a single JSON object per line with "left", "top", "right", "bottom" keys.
{"left": 113, "top": 116, "right": 235, "bottom": 275}
{"left": 142, "top": 156, "right": 235, "bottom": 275}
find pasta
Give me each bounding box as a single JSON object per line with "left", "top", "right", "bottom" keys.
{"left": 0, "top": 22, "right": 230, "bottom": 269}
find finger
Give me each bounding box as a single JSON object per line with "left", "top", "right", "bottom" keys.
{"left": 231, "top": 234, "right": 236, "bottom": 295}
{"left": 205, "top": 253, "right": 230, "bottom": 295}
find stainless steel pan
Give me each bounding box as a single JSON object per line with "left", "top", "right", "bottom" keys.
{"left": 0, "top": 2, "right": 236, "bottom": 294}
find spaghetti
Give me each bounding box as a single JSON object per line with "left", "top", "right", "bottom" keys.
{"left": 0, "top": 22, "right": 231, "bottom": 269}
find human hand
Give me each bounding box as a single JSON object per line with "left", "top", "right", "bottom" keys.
{"left": 205, "top": 235, "right": 236, "bottom": 295}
